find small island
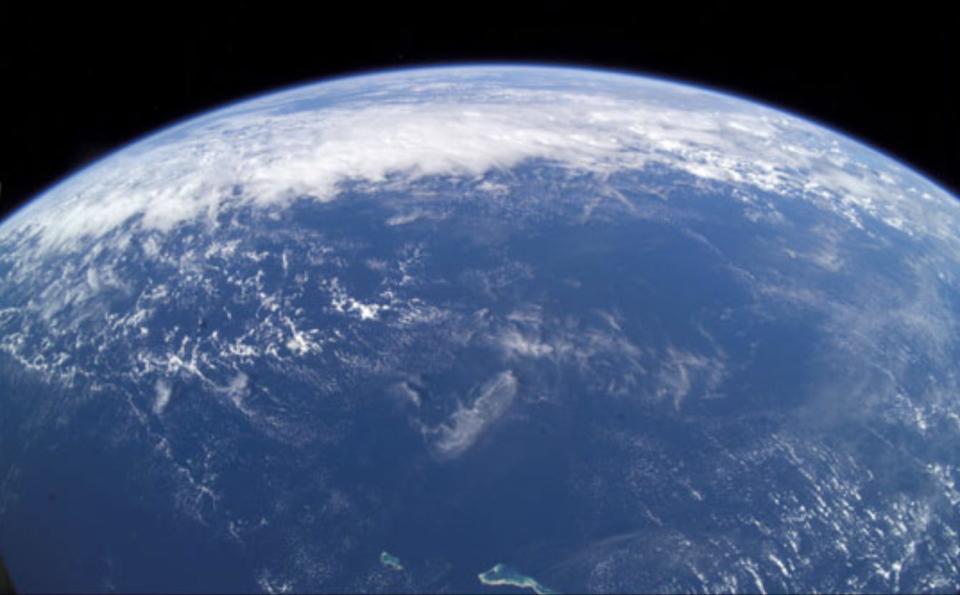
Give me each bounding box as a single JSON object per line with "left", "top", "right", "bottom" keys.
{"left": 477, "top": 563, "right": 557, "bottom": 595}
{"left": 379, "top": 550, "right": 404, "bottom": 572}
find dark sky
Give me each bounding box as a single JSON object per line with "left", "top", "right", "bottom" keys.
{"left": 2, "top": 5, "right": 958, "bottom": 223}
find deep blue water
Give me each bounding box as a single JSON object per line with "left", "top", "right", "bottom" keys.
{"left": 2, "top": 162, "right": 959, "bottom": 592}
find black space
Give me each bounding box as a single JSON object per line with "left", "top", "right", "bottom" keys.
{"left": 2, "top": 5, "right": 958, "bottom": 223}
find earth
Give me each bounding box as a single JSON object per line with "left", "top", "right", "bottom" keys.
{"left": 1, "top": 65, "right": 959, "bottom": 594}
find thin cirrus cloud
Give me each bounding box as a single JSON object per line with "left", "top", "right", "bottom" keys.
{"left": 432, "top": 370, "right": 519, "bottom": 459}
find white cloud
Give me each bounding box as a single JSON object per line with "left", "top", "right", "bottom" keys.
{"left": 220, "top": 371, "right": 255, "bottom": 417}
{"left": 498, "top": 328, "right": 555, "bottom": 359}
{"left": 655, "top": 347, "right": 727, "bottom": 410}
{"left": 153, "top": 379, "right": 172, "bottom": 414}
{"left": 3, "top": 66, "right": 955, "bottom": 261}
{"left": 432, "top": 370, "right": 518, "bottom": 458}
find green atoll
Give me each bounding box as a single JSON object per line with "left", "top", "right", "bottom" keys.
{"left": 380, "top": 551, "right": 404, "bottom": 571}
{"left": 477, "top": 563, "right": 557, "bottom": 594}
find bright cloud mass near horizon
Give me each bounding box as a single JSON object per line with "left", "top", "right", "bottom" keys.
{"left": 2, "top": 66, "right": 956, "bottom": 263}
